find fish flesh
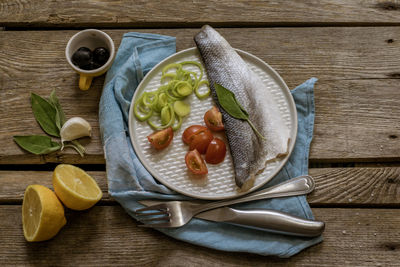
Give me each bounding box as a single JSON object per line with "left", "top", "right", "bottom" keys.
{"left": 194, "top": 25, "right": 290, "bottom": 190}
{"left": 195, "top": 25, "right": 290, "bottom": 189}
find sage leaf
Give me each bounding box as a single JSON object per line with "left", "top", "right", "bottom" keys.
{"left": 214, "top": 83, "right": 248, "bottom": 120}
{"left": 31, "top": 93, "right": 60, "bottom": 137}
{"left": 13, "top": 135, "right": 61, "bottom": 155}
{"left": 49, "top": 89, "right": 67, "bottom": 130}
{"left": 214, "top": 83, "right": 265, "bottom": 140}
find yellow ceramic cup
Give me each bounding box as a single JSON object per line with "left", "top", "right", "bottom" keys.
{"left": 65, "top": 29, "right": 115, "bottom": 90}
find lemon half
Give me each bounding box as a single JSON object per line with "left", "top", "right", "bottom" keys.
{"left": 22, "top": 185, "right": 66, "bottom": 242}
{"left": 53, "top": 164, "right": 102, "bottom": 210}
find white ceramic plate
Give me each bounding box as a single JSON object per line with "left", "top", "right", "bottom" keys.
{"left": 128, "top": 47, "right": 297, "bottom": 200}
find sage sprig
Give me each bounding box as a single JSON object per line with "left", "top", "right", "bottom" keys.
{"left": 214, "top": 83, "right": 265, "bottom": 140}
{"left": 13, "top": 90, "right": 86, "bottom": 156}
{"left": 49, "top": 89, "right": 67, "bottom": 130}
{"left": 31, "top": 93, "right": 60, "bottom": 137}
{"left": 13, "top": 135, "right": 61, "bottom": 155}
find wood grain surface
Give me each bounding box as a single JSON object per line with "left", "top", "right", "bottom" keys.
{"left": 1, "top": 3, "right": 400, "bottom": 265}
{"left": 0, "top": 170, "right": 110, "bottom": 203}
{"left": 1, "top": 27, "right": 400, "bottom": 164}
{"left": 2, "top": 1, "right": 400, "bottom": 27}
{"left": 1, "top": 167, "right": 399, "bottom": 206}
{"left": 0, "top": 205, "right": 398, "bottom": 266}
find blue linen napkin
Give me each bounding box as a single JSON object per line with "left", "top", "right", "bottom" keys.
{"left": 99, "top": 32, "right": 323, "bottom": 258}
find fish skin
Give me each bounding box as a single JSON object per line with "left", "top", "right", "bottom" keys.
{"left": 194, "top": 25, "right": 290, "bottom": 189}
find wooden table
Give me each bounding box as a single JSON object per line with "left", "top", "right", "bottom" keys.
{"left": 1, "top": 1, "right": 399, "bottom": 266}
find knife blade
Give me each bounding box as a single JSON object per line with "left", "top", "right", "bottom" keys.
{"left": 138, "top": 200, "right": 325, "bottom": 237}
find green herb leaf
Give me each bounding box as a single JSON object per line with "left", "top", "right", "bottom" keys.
{"left": 49, "top": 89, "right": 67, "bottom": 130}
{"left": 214, "top": 83, "right": 248, "bottom": 120}
{"left": 31, "top": 93, "right": 60, "bottom": 137}
{"left": 13, "top": 135, "right": 61, "bottom": 155}
{"left": 214, "top": 83, "right": 265, "bottom": 140}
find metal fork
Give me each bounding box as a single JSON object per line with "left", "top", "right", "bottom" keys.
{"left": 134, "top": 175, "right": 315, "bottom": 228}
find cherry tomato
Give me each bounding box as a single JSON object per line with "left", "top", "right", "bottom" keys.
{"left": 182, "top": 125, "right": 208, "bottom": 145}
{"left": 205, "top": 138, "right": 227, "bottom": 164}
{"left": 147, "top": 127, "right": 173, "bottom": 150}
{"left": 185, "top": 149, "right": 208, "bottom": 175}
{"left": 189, "top": 129, "right": 213, "bottom": 154}
{"left": 204, "top": 106, "right": 224, "bottom": 132}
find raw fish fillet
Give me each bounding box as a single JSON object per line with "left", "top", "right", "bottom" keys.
{"left": 194, "top": 25, "right": 290, "bottom": 189}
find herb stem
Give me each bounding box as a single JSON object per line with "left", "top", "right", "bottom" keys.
{"left": 214, "top": 83, "right": 265, "bottom": 141}
{"left": 64, "top": 140, "right": 85, "bottom": 157}
{"left": 246, "top": 118, "right": 265, "bottom": 140}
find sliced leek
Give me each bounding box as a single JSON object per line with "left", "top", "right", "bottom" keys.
{"left": 134, "top": 61, "right": 210, "bottom": 130}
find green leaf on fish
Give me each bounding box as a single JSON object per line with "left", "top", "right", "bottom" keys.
{"left": 214, "top": 83, "right": 265, "bottom": 140}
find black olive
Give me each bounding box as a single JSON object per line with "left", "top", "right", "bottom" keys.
{"left": 71, "top": 47, "right": 92, "bottom": 69}
{"left": 80, "top": 61, "right": 102, "bottom": 70}
{"left": 77, "top": 47, "right": 91, "bottom": 53}
{"left": 93, "top": 47, "right": 110, "bottom": 66}
{"left": 89, "top": 61, "right": 102, "bottom": 70}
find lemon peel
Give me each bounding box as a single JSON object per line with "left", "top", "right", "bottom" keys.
{"left": 53, "top": 164, "right": 102, "bottom": 210}
{"left": 22, "top": 185, "right": 66, "bottom": 242}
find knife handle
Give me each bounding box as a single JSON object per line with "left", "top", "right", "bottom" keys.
{"left": 227, "top": 208, "right": 325, "bottom": 237}
{"left": 195, "top": 176, "right": 315, "bottom": 214}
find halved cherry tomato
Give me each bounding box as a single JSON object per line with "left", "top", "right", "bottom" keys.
{"left": 147, "top": 127, "right": 173, "bottom": 150}
{"left": 205, "top": 137, "right": 226, "bottom": 164}
{"left": 182, "top": 125, "right": 208, "bottom": 145}
{"left": 185, "top": 149, "right": 208, "bottom": 175}
{"left": 189, "top": 129, "right": 213, "bottom": 154}
{"left": 204, "top": 106, "right": 224, "bottom": 132}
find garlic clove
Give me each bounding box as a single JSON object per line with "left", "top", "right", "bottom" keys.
{"left": 60, "top": 117, "right": 92, "bottom": 144}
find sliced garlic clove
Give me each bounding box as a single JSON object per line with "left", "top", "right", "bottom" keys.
{"left": 60, "top": 117, "right": 92, "bottom": 144}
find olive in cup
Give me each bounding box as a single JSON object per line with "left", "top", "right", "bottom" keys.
{"left": 71, "top": 46, "right": 110, "bottom": 70}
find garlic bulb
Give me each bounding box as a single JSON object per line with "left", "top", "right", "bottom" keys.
{"left": 60, "top": 117, "right": 92, "bottom": 145}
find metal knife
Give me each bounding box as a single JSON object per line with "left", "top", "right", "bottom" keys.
{"left": 139, "top": 200, "right": 325, "bottom": 237}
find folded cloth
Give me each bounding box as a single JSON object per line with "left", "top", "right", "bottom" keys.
{"left": 99, "top": 32, "right": 323, "bottom": 258}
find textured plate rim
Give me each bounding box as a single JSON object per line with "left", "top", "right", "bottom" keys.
{"left": 128, "top": 47, "right": 298, "bottom": 200}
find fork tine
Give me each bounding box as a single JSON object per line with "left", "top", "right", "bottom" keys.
{"left": 135, "top": 203, "right": 172, "bottom": 228}
{"left": 134, "top": 210, "right": 167, "bottom": 217}
{"left": 134, "top": 204, "right": 167, "bottom": 213}
{"left": 140, "top": 215, "right": 170, "bottom": 223}
{"left": 139, "top": 222, "right": 172, "bottom": 228}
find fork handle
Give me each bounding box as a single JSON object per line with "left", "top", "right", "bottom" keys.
{"left": 194, "top": 175, "right": 314, "bottom": 214}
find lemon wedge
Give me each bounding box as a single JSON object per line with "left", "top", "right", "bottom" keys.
{"left": 22, "top": 185, "right": 66, "bottom": 242}
{"left": 53, "top": 164, "right": 102, "bottom": 210}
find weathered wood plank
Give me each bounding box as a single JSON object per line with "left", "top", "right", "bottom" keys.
{"left": 0, "top": 205, "right": 398, "bottom": 266}
{"left": 309, "top": 167, "right": 400, "bottom": 206}
{"left": 1, "top": 1, "right": 400, "bottom": 27}
{"left": 1, "top": 27, "right": 400, "bottom": 163}
{"left": 1, "top": 167, "right": 399, "bottom": 206}
{"left": 313, "top": 78, "right": 400, "bottom": 162}
{"left": 0, "top": 170, "right": 110, "bottom": 203}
